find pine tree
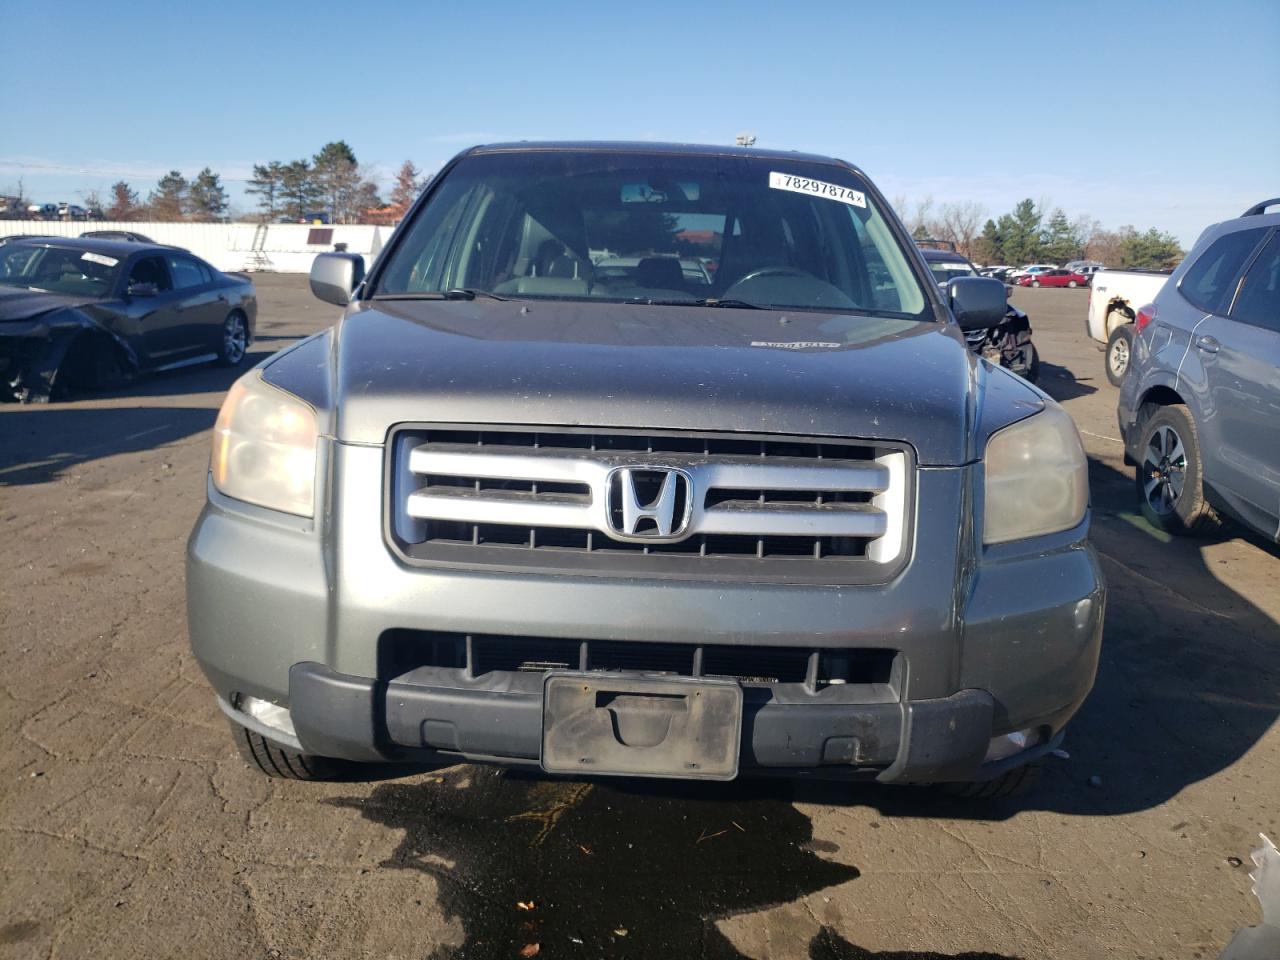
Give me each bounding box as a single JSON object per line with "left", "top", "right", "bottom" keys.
{"left": 312, "top": 141, "right": 360, "bottom": 222}
{"left": 1001, "top": 199, "right": 1042, "bottom": 266}
{"left": 279, "top": 160, "right": 318, "bottom": 221}
{"left": 1040, "top": 208, "right": 1081, "bottom": 265}
{"left": 974, "top": 219, "right": 1003, "bottom": 264}
{"left": 106, "top": 181, "right": 141, "bottom": 221}
{"left": 147, "top": 170, "right": 188, "bottom": 221}
{"left": 188, "top": 168, "right": 228, "bottom": 222}
{"left": 246, "top": 161, "right": 285, "bottom": 221}
{"left": 1118, "top": 228, "right": 1183, "bottom": 270}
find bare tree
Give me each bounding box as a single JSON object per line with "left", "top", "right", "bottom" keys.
{"left": 940, "top": 201, "right": 985, "bottom": 259}
{"left": 909, "top": 196, "right": 935, "bottom": 236}
{"left": 1073, "top": 215, "right": 1103, "bottom": 259}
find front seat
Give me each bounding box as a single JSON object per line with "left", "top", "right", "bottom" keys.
{"left": 635, "top": 257, "right": 684, "bottom": 291}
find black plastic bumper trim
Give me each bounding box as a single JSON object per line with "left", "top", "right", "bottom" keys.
{"left": 287, "top": 662, "right": 1000, "bottom": 781}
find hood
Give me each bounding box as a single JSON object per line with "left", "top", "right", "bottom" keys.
{"left": 0, "top": 286, "right": 101, "bottom": 322}
{"left": 330, "top": 299, "right": 1039, "bottom": 465}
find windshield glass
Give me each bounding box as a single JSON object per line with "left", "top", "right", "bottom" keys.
{"left": 375, "top": 151, "right": 928, "bottom": 317}
{"left": 926, "top": 259, "right": 976, "bottom": 284}
{"left": 0, "top": 243, "right": 120, "bottom": 297}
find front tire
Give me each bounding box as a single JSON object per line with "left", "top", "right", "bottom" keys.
{"left": 1135, "top": 404, "right": 1220, "bottom": 536}
{"left": 1031, "top": 279, "right": 1040, "bottom": 287}
{"left": 942, "top": 762, "right": 1042, "bottom": 800}
{"left": 232, "top": 722, "right": 349, "bottom": 781}
{"left": 1067, "top": 280, "right": 1078, "bottom": 288}
{"left": 1104, "top": 324, "right": 1133, "bottom": 386}
{"left": 217, "top": 311, "right": 250, "bottom": 367}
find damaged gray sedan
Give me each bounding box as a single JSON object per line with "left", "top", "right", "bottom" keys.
{"left": 0, "top": 237, "right": 255, "bottom": 402}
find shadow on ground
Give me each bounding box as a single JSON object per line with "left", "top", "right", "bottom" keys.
{"left": 332, "top": 769, "right": 1018, "bottom": 959}
{"left": 0, "top": 347, "right": 280, "bottom": 486}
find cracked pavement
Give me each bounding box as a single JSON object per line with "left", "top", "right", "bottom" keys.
{"left": 1, "top": 279, "right": 1277, "bottom": 958}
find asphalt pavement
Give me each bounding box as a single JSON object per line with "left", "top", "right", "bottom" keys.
{"left": 1, "top": 278, "right": 1277, "bottom": 959}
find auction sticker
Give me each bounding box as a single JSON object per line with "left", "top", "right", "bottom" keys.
{"left": 769, "top": 172, "right": 865, "bottom": 208}
{"left": 81, "top": 252, "right": 119, "bottom": 267}
{"left": 751, "top": 340, "right": 842, "bottom": 350}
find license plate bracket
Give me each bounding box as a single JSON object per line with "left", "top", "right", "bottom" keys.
{"left": 541, "top": 673, "right": 743, "bottom": 780}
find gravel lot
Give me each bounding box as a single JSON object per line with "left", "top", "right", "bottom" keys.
{"left": 2, "top": 277, "right": 1277, "bottom": 959}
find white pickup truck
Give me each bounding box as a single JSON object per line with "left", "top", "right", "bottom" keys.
{"left": 1086, "top": 269, "right": 1172, "bottom": 385}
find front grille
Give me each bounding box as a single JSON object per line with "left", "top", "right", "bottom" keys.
{"left": 380, "top": 629, "right": 897, "bottom": 690}
{"left": 388, "top": 426, "right": 910, "bottom": 583}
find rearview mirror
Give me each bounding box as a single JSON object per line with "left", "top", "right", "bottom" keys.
{"left": 127, "top": 281, "right": 158, "bottom": 298}
{"left": 948, "top": 276, "right": 1007, "bottom": 331}
{"left": 310, "top": 252, "right": 365, "bottom": 306}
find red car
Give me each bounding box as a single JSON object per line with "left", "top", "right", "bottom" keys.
{"left": 1017, "top": 268, "right": 1087, "bottom": 288}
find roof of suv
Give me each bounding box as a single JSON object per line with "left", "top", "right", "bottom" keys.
{"left": 919, "top": 249, "right": 971, "bottom": 264}
{"left": 466, "top": 140, "right": 855, "bottom": 169}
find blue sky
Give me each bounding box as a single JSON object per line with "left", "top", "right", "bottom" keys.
{"left": 3, "top": 0, "right": 1276, "bottom": 243}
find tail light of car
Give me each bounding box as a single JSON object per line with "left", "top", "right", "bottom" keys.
{"left": 1135, "top": 303, "right": 1157, "bottom": 333}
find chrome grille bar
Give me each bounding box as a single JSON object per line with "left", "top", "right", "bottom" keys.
{"left": 402, "top": 438, "right": 908, "bottom": 562}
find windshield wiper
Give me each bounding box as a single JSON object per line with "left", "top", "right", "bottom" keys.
{"left": 371, "top": 288, "right": 508, "bottom": 302}
{"left": 697, "top": 297, "right": 763, "bottom": 309}
{"left": 622, "top": 296, "right": 764, "bottom": 309}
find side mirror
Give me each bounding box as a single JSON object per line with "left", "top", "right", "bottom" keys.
{"left": 310, "top": 252, "right": 365, "bottom": 306}
{"left": 948, "top": 276, "right": 1007, "bottom": 331}
{"left": 127, "top": 281, "right": 158, "bottom": 298}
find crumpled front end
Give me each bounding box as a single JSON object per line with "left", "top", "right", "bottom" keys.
{"left": 0, "top": 309, "right": 136, "bottom": 403}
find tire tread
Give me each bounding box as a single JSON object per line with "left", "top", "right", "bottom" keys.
{"left": 231, "top": 722, "right": 342, "bottom": 781}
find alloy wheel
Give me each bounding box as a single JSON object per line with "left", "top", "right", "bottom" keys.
{"left": 1141, "top": 424, "right": 1187, "bottom": 516}
{"left": 224, "top": 315, "right": 247, "bottom": 364}
{"left": 1108, "top": 336, "right": 1129, "bottom": 379}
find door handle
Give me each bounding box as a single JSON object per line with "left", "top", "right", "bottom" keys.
{"left": 1195, "top": 335, "right": 1220, "bottom": 354}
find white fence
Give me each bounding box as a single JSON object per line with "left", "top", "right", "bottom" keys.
{"left": 0, "top": 220, "right": 392, "bottom": 273}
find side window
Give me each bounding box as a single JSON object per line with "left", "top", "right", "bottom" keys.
{"left": 1179, "top": 227, "right": 1269, "bottom": 314}
{"left": 128, "top": 256, "right": 172, "bottom": 291}
{"left": 1229, "top": 231, "right": 1280, "bottom": 333}
{"left": 167, "top": 254, "right": 207, "bottom": 290}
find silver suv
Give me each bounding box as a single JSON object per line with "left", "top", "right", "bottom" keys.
{"left": 1118, "top": 199, "right": 1280, "bottom": 540}
{"left": 187, "top": 142, "right": 1104, "bottom": 796}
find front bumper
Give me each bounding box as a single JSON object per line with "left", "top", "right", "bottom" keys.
{"left": 188, "top": 442, "right": 1105, "bottom": 784}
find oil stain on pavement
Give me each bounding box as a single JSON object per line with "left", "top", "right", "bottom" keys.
{"left": 332, "top": 768, "right": 1020, "bottom": 959}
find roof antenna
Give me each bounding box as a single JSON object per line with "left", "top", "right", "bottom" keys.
{"left": 734, "top": 132, "right": 757, "bottom": 147}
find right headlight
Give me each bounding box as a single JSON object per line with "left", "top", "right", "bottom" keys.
{"left": 210, "top": 373, "right": 318, "bottom": 517}
{"left": 983, "top": 404, "right": 1088, "bottom": 544}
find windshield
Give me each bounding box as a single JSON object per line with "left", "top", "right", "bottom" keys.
{"left": 0, "top": 243, "right": 120, "bottom": 297}
{"left": 375, "top": 151, "right": 928, "bottom": 317}
{"left": 926, "top": 260, "right": 976, "bottom": 284}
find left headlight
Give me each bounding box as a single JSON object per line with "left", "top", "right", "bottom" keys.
{"left": 983, "top": 404, "right": 1088, "bottom": 545}
{"left": 211, "top": 373, "right": 318, "bottom": 517}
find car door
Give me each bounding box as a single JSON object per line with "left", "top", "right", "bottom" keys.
{"left": 164, "top": 253, "right": 224, "bottom": 360}
{"left": 1191, "top": 228, "right": 1280, "bottom": 533}
{"left": 122, "top": 254, "right": 185, "bottom": 365}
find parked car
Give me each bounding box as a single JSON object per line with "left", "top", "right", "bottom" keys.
{"left": 980, "top": 265, "right": 1013, "bottom": 281}
{"left": 81, "top": 230, "right": 155, "bottom": 243}
{"left": 1086, "top": 268, "right": 1173, "bottom": 385}
{"left": 0, "top": 234, "right": 51, "bottom": 247}
{"left": 189, "top": 141, "right": 1102, "bottom": 798}
{"left": 0, "top": 237, "right": 256, "bottom": 402}
{"left": 1017, "top": 268, "right": 1087, "bottom": 288}
{"left": 1064, "top": 260, "right": 1103, "bottom": 274}
{"left": 1118, "top": 198, "right": 1280, "bottom": 541}
{"left": 1008, "top": 263, "right": 1058, "bottom": 281}
{"left": 918, "top": 247, "right": 1039, "bottom": 381}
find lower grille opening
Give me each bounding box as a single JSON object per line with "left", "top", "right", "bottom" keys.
{"left": 379, "top": 630, "right": 896, "bottom": 689}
